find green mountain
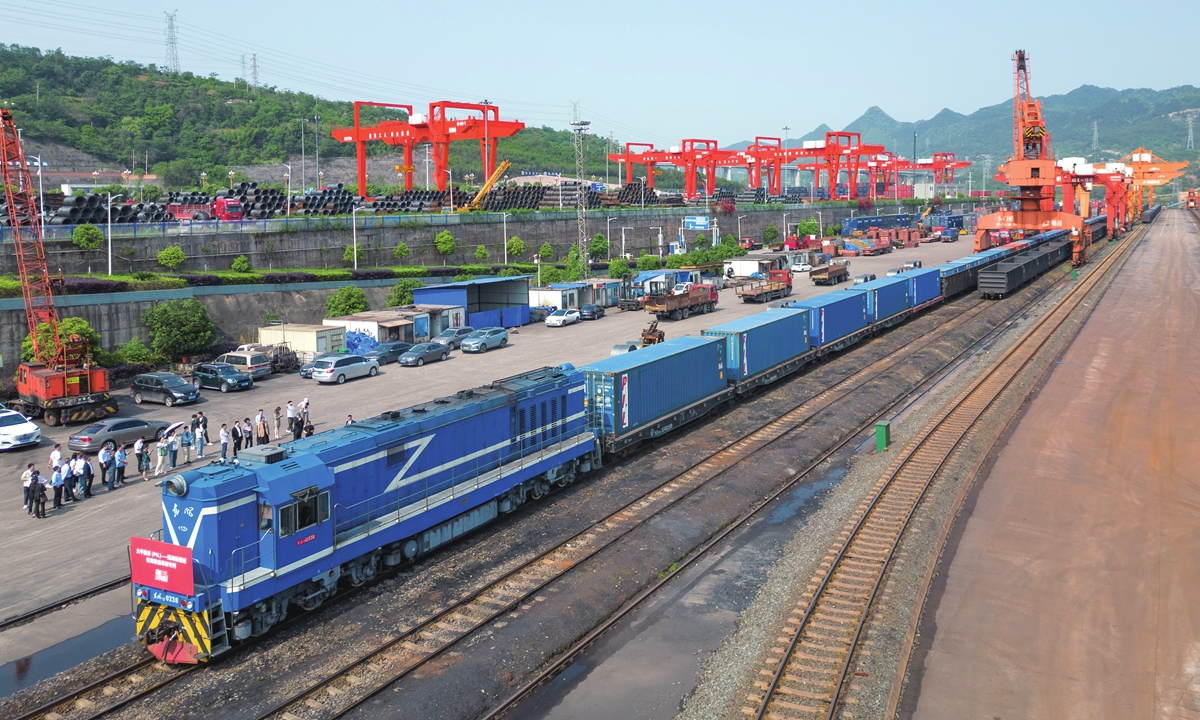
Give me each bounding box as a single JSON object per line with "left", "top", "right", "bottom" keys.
{"left": 788, "top": 86, "right": 1200, "bottom": 171}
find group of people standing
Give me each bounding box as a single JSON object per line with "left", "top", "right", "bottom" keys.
{"left": 23, "top": 444, "right": 106, "bottom": 519}
{"left": 218, "top": 398, "right": 314, "bottom": 460}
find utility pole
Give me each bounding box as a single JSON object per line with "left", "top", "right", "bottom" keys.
{"left": 298, "top": 119, "right": 306, "bottom": 191}
{"left": 1188, "top": 116, "right": 1195, "bottom": 152}
{"left": 164, "top": 11, "right": 180, "bottom": 73}
{"left": 250, "top": 54, "right": 259, "bottom": 93}
{"left": 571, "top": 104, "right": 590, "bottom": 278}
{"left": 980, "top": 154, "right": 991, "bottom": 194}
{"left": 314, "top": 114, "right": 320, "bottom": 189}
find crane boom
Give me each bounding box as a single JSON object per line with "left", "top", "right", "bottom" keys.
{"left": 460, "top": 159, "right": 511, "bottom": 213}
{"left": 0, "top": 108, "right": 61, "bottom": 365}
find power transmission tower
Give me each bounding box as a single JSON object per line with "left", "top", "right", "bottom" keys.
{"left": 163, "top": 11, "right": 180, "bottom": 73}
{"left": 1092, "top": 121, "right": 1099, "bottom": 150}
{"left": 571, "top": 108, "right": 590, "bottom": 278}
{"left": 250, "top": 54, "right": 259, "bottom": 93}
{"left": 240, "top": 55, "right": 246, "bottom": 81}
{"left": 1188, "top": 116, "right": 1195, "bottom": 152}
{"left": 980, "top": 154, "right": 992, "bottom": 193}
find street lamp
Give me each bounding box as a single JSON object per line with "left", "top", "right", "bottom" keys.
{"left": 649, "top": 226, "right": 663, "bottom": 258}
{"left": 318, "top": 171, "right": 324, "bottom": 190}
{"left": 228, "top": 170, "right": 235, "bottom": 189}
{"left": 502, "top": 212, "right": 512, "bottom": 264}
{"left": 282, "top": 164, "right": 292, "bottom": 216}
{"left": 447, "top": 169, "right": 454, "bottom": 211}
{"left": 620, "top": 226, "right": 633, "bottom": 258}
{"left": 737, "top": 214, "right": 746, "bottom": 241}
{"left": 122, "top": 169, "right": 131, "bottom": 190}
{"left": 351, "top": 205, "right": 360, "bottom": 270}
{"left": 816, "top": 210, "right": 824, "bottom": 238}
{"left": 199, "top": 171, "right": 207, "bottom": 189}
{"left": 92, "top": 170, "right": 99, "bottom": 188}
{"left": 782, "top": 126, "right": 790, "bottom": 191}
{"left": 783, "top": 213, "right": 790, "bottom": 244}
{"left": 105, "top": 193, "right": 124, "bottom": 276}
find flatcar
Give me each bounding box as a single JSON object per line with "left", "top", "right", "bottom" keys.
{"left": 131, "top": 214, "right": 1114, "bottom": 664}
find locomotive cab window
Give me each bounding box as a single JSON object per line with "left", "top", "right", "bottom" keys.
{"left": 278, "top": 487, "right": 330, "bottom": 538}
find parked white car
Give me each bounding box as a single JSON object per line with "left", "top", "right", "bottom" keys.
{"left": 311, "top": 355, "right": 380, "bottom": 384}
{"left": 545, "top": 309, "right": 581, "bottom": 327}
{"left": 0, "top": 409, "right": 41, "bottom": 451}
{"left": 792, "top": 263, "right": 813, "bottom": 273}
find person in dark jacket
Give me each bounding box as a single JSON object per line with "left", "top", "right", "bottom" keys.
{"left": 231, "top": 421, "right": 243, "bottom": 456}
{"left": 303, "top": 421, "right": 315, "bottom": 438}
{"left": 30, "top": 471, "right": 47, "bottom": 519}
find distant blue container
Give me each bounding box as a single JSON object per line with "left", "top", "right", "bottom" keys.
{"left": 938, "top": 261, "right": 970, "bottom": 277}
{"left": 582, "top": 336, "right": 726, "bottom": 438}
{"left": 851, "top": 276, "right": 911, "bottom": 322}
{"left": 789, "top": 290, "right": 869, "bottom": 347}
{"left": 907, "top": 268, "right": 942, "bottom": 306}
{"left": 702, "top": 308, "right": 810, "bottom": 381}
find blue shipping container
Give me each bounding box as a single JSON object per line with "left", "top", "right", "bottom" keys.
{"left": 851, "top": 276, "right": 911, "bottom": 322}
{"left": 907, "top": 268, "right": 942, "bottom": 306}
{"left": 938, "top": 261, "right": 970, "bottom": 278}
{"left": 701, "top": 308, "right": 810, "bottom": 381}
{"left": 582, "top": 335, "right": 726, "bottom": 438}
{"left": 790, "top": 290, "right": 869, "bottom": 347}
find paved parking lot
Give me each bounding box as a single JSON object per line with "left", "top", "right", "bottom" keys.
{"left": 0, "top": 239, "right": 978, "bottom": 623}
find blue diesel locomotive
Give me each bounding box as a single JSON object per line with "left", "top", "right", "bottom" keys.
{"left": 132, "top": 218, "right": 1114, "bottom": 663}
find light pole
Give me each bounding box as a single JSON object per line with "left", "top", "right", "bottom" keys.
{"left": 92, "top": 170, "right": 99, "bottom": 188}
{"left": 313, "top": 114, "right": 320, "bottom": 190}
{"left": 783, "top": 213, "right": 789, "bottom": 244}
{"left": 282, "top": 164, "right": 291, "bottom": 216}
{"left": 447, "top": 169, "right": 454, "bottom": 211}
{"left": 318, "top": 171, "right": 324, "bottom": 190}
{"left": 27, "top": 155, "right": 44, "bottom": 221}
{"left": 649, "top": 226, "right": 663, "bottom": 258}
{"left": 737, "top": 214, "right": 746, "bottom": 241}
{"left": 620, "top": 226, "right": 633, "bottom": 258}
{"left": 816, "top": 210, "right": 823, "bottom": 238}
{"left": 640, "top": 175, "right": 647, "bottom": 209}
{"left": 351, "top": 205, "right": 360, "bottom": 269}
{"left": 228, "top": 170, "right": 235, "bottom": 189}
{"left": 502, "top": 212, "right": 512, "bottom": 264}
{"left": 606, "top": 217, "right": 615, "bottom": 259}
{"left": 106, "top": 193, "right": 124, "bottom": 276}
{"left": 782, "top": 125, "right": 790, "bottom": 191}
{"left": 122, "top": 169, "right": 131, "bottom": 191}
{"left": 297, "top": 118, "right": 307, "bottom": 190}
{"left": 199, "top": 171, "right": 207, "bottom": 190}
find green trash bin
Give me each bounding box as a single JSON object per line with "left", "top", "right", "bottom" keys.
{"left": 875, "top": 420, "right": 891, "bottom": 453}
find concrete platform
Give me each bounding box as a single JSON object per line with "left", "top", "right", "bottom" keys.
{"left": 0, "top": 239, "right": 976, "bottom": 662}
{"left": 904, "top": 210, "right": 1200, "bottom": 718}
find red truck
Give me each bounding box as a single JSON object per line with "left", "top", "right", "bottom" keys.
{"left": 168, "top": 196, "right": 244, "bottom": 221}
{"left": 644, "top": 283, "right": 719, "bottom": 320}
{"left": 735, "top": 268, "right": 793, "bottom": 302}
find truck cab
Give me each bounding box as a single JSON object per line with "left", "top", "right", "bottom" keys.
{"left": 213, "top": 197, "right": 243, "bottom": 221}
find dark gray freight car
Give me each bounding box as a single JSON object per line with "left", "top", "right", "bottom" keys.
{"left": 978, "top": 241, "right": 1071, "bottom": 298}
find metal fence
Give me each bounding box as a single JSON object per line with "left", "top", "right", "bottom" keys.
{"left": 1, "top": 202, "right": 852, "bottom": 244}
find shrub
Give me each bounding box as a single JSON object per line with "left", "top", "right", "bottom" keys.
{"left": 693, "top": 233, "right": 710, "bottom": 250}
{"left": 156, "top": 245, "right": 186, "bottom": 270}
{"left": 394, "top": 266, "right": 430, "bottom": 278}
{"left": 349, "top": 269, "right": 395, "bottom": 280}
{"left": 325, "top": 285, "right": 369, "bottom": 318}
{"left": 105, "top": 362, "right": 157, "bottom": 383}
{"left": 608, "top": 257, "right": 631, "bottom": 278}
{"left": 538, "top": 242, "right": 554, "bottom": 260}
{"left": 588, "top": 234, "right": 609, "bottom": 261}
{"left": 343, "top": 244, "right": 364, "bottom": 265}
{"left": 72, "top": 224, "right": 104, "bottom": 252}
{"left": 306, "top": 268, "right": 353, "bottom": 281}
{"left": 231, "top": 255, "right": 252, "bottom": 273}
{"left": 458, "top": 264, "right": 492, "bottom": 275}
{"left": 538, "top": 267, "right": 566, "bottom": 285}
{"left": 386, "top": 279, "right": 425, "bottom": 307}
{"left": 474, "top": 244, "right": 490, "bottom": 260}
{"left": 426, "top": 266, "right": 461, "bottom": 277}
{"left": 219, "top": 272, "right": 265, "bottom": 285}
{"left": 175, "top": 274, "right": 222, "bottom": 286}
{"left": 392, "top": 242, "right": 411, "bottom": 261}
{"left": 132, "top": 271, "right": 157, "bottom": 281}
{"left": 62, "top": 277, "right": 130, "bottom": 294}
{"left": 261, "top": 272, "right": 317, "bottom": 284}
{"left": 498, "top": 268, "right": 524, "bottom": 277}
{"left": 142, "top": 299, "right": 215, "bottom": 361}
{"left": 636, "top": 254, "right": 662, "bottom": 271}
{"left": 22, "top": 317, "right": 104, "bottom": 363}
{"left": 117, "top": 337, "right": 155, "bottom": 364}
{"left": 506, "top": 236, "right": 526, "bottom": 259}
{"left": 763, "top": 223, "right": 779, "bottom": 242}
{"left": 434, "top": 230, "right": 456, "bottom": 260}
{"left": 453, "top": 273, "right": 476, "bottom": 282}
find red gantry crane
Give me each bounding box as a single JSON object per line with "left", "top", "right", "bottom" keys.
{"left": 0, "top": 109, "right": 116, "bottom": 425}
{"left": 975, "top": 50, "right": 1086, "bottom": 264}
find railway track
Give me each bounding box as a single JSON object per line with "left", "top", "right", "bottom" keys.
{"left": 246, "top": 297, "right": 1024, "bottom": 720}
{"left": 7, "top": 658, "right": 193, "bottom": 720}
{"left": 0, "top": 577, "right": 131, "bottom": 634}
{"left": 746, "top": 227, "right": 1143, "bottom": 720}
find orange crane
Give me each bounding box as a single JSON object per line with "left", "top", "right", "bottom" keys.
{"left": 1118, "top": 148, "right": 1187, "bottom": 221}
{"left": 0, "top": 109, "right": 116, "bottom": 425}
{"left": 975, "top": 50, "right": 1086, "bottom": 264}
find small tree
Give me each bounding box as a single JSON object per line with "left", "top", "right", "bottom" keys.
{"left": 763, "top": 222, "right": 779, "bottom": 242}
{"left": 474, "top": 244, "right": 490, "bottom": 261}
{"left": 506, "top": 235, "right": 526, "bottom": 259}
{"left": 231, "top": 254, "right": 252, "bottom": 273}
{"left": 72, "top": 224, "right": 103, "bottom": 252}
{"left": 22, "top": 317, "right": 103, "bottom": 363}
{"left": 434, "top": 230, "right": 457, "bottom": 263}
{"left": 588, "top": 233, "right": 609, "bottom": 261}
{"left": 797, "top": 219, "right": 820, "bottom": 237}
{"left": 538, "top": 242, "right": 554, "bottom": 260}
{"left": 343, "top": 244, "right": 364, "bottom": 265}
{"left": 693, "top": 233, "right": 710, "bottom": 250}
{"left": 117, "top": 337, "right": 155, "bottom": 364}
{"left": 565, "top": 246, "right": 585, "bottom": 281}
{"left": 324, "top": 285, "right": 369, "bottom": 318}
{"left": 392, "top": 242, "right": 411, "bottom": 262}
{"left": 157, "top": 245, "right": 186, "bottom": 271}
{"left": 856, "top": 197, "right": 874, "bottom": 212}
{"left": 386, "top": 279, "right": 425, "bottom": 307}
{"left": 141, "top": 299, "right": 215, "bottom": 361}
{"left": 608, "top": 257, "right": 631, "bottom": 278}
{"left": 636, "top": 254, "right": 662, "bottom": 271}
{"left": 721, "top": 233, "right": 738, "bottom": 247}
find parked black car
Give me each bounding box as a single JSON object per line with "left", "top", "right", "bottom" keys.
{"left": 579, "top": 304, "right": 606, "bottom": 320}
{"left": 363, "top": 341, "right": 414, "bottom": 366}
{"left": 131, "top": 372, "right": 200, "bottom": 406}
{"left": 191, "top": 363, "right": 254, "bottom": 393}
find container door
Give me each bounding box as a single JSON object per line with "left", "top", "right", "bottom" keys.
{"left": 317, "top": 335, "right": 327, "bottom": 353}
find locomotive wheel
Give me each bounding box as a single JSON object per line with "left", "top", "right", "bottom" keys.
{"left": 44, "top": 411, "right": 59, "bottom": 427}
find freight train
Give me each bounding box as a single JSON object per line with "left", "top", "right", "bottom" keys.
{"left": 131, "top": 214, "right": 1116, "bottom": 664}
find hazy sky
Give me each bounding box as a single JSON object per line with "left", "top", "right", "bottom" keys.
{"left": 6, "top": 0, "right": 1198, "bottom": 148}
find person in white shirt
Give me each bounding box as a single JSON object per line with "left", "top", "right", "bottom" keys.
{"left": 48, "top": 444, "right": 62, "bottom": 471}
{"left": 97, "top": 446, "right": 112, "bottom": 488}
{"left": 286, "top": 401, "right": 296, "bottom": 433}
{"left": 219, "top": 424, "right": 230, "bottom": 459}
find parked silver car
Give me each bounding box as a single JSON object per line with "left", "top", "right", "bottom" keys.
{"left": 459, "top": 327, "right": 509, "bottom": 353}
{"left": 311, "top": 355, "right": 379, "bottom": 384}
{"left": 431, "top": 326, "right": 475, "bottom": 349}
{"left": 399, "top": 343, "right": 450, "bottom": 366}
{"left": 68, "top": 418, "right": 171, "bottom": 453}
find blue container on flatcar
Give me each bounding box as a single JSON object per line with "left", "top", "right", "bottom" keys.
{"left": 938, "top": 261, "right": 970, "bottom": 278}
{"left": 907, "top": 268, "right": 942, "bottom": 306}
{"left": 790, "top": 290, "right": 869, "bottom": 347}
{"left": 851, "top": 276, "right": 911, "bottom": 322}
{"left": 582, "top": 336, "right": 726, "bottom": 438}
{"left": 701, "top": 308, "right": 810, "bottom": 381}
